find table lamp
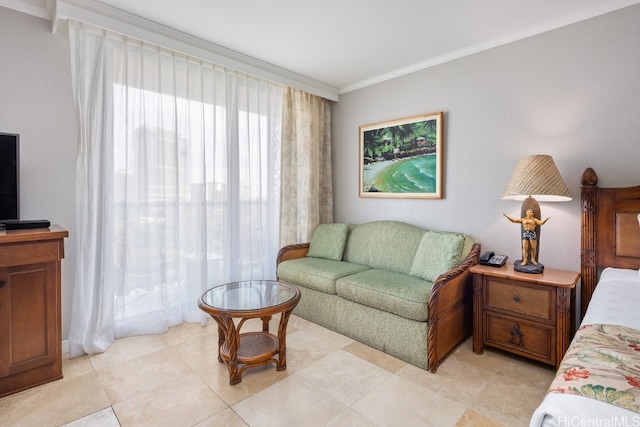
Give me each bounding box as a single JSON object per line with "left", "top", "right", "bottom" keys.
{"left": 502, "top": 155, "right": 571, "bottom": 273}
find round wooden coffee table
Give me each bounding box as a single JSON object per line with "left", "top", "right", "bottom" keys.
{"left": 198, "top": 280, "right": 300, "bottom": 385}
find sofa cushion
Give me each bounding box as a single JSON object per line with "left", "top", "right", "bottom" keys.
{"left": 306, "top": 223, "right": 349, "bottom": 261}
{"left": 410, "top": 231, "right": 465, "bottom": 282}
{"left": 336, "top": 269, "right": 432, "bottom": 321}
{"left": 342, "top": 221, "right": 426, "bottom": 274}
{"left": 458, "top": 235, "right": 475, "bottom": 266}
{"left": 277, "top": 257, "right": 371, "bottom": 294}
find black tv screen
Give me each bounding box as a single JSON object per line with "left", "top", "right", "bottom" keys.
{"left": 0, "top": 133, "right": 19, "bottom": 221}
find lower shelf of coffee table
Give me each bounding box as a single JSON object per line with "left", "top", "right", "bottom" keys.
{"left": 220, "top": 332, "right": 278, "bottom": 364}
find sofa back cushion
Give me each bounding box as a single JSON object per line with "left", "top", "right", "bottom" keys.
{"left": 459, "top": 235, "right": 475, "bottom": 265}
{"left": 343, "top": 220, "right": 426, "bottom": 274}
{"left": 409, "top": 231, "right": 468, "bottom": 282}
{"left": 307, "top": 223, "right": 349, "bottom": 261}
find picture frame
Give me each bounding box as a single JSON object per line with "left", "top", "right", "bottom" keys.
{"left": 359, "top": 111, "right": 443, "bottom": 199}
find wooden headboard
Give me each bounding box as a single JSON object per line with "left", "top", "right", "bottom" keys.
{"left": 581, "top": 167, "right": 640, "bottom": 316}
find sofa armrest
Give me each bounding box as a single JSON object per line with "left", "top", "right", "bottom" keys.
{"left": 431, "top": 242, "right": 480, "bottom": 304}
{"left": 276, "top": 242, "right": 310, "bottom": 265}
{"left": 427, "top": 242, "right": 481, "bottom": 372}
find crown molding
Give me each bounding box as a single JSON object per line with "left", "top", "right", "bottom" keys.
{"left": 3, "top": 0, "right": 340, "bottom": 101}
{"left": 0, "top": 0, "right": 54, "bottom": 19}
{"left": 8, "top": 0, "right": 639, "bottom": 98}
{"left": 339, "top": 0, "right": 640, "bottom": 94}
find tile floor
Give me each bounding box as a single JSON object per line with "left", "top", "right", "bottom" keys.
{"left": 0, "top": 315, "right": 555, "bottom": 426}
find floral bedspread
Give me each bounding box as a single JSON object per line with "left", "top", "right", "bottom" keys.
{"left": 548, "top": 324, "right": 640, "bottom": 413}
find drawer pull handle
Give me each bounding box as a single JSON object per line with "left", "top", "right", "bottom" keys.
{"left": 513, "top": 295, "right": 521, "bottom": 302}
{"left": 510, "top": 324, "right": 524, "bottom": 347}
{"left": 0, "top": 281, "right": 6, "bottom": 288}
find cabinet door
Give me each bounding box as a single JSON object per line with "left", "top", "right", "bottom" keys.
{"left": 0, "top": 262, "right": 58, "bottom": 377}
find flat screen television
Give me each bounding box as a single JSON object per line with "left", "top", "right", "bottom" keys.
{"left": 0, "top": 132, "right": 19, "bottom": 221}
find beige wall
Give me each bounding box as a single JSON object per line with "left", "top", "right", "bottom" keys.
{"left": 0, "top": 7, "right": 77, "bottom": 342}
{"left": 332, "top": 4, "right": 640, "bottom": 288}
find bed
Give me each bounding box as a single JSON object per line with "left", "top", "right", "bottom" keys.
{"left": 530, "top": 167, "right": 640, "bottom": 427}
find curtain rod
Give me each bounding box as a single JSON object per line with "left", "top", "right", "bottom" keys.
{"left": 52, "top": 0, "right": 340, "bottom": 102}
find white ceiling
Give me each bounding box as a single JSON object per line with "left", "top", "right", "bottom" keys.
{"left": 4, "top": 0, "right": 640, "bottom": 95}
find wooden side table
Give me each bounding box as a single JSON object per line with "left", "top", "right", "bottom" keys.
{"left": 470, "top": 263, "right": 579, "bottom": 368}
{"left": 198, "top": 280, "right": 300, "bottom": 385}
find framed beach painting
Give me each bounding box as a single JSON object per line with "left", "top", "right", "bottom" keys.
{"left": 359, "top": 112, "right": 443, "bottom": 199}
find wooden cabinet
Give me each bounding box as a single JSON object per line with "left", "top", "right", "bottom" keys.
{"left": 0, "top": 226, "right": 68, "bottom": 398}
{"left": 471, "top": 263, "right": 578, "bottom": 368}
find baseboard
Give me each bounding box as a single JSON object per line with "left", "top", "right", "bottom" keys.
{"left": 62, "top": 340, "right": 69, "bottom": 355}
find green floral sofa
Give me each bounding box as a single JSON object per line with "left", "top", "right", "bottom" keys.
{"left": 276, "top": 220, "right": 480, "bottom": 372}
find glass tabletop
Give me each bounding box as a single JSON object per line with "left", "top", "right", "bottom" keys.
{"left": 200, "top": 280, "right": 298, "bottom": 312}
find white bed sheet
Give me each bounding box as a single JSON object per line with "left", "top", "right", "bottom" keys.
{"left": 530, "top": 268, "right": 640, "bottom": 427}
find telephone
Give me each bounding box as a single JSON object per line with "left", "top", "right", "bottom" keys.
{"left": 479, "top": 251, "right": 508, "bottom": 267}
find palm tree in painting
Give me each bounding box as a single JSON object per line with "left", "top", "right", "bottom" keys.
{"left": 364, "top": 116, "right": 439, "bottom": 161}
{"left": 384, "top": 124, "right": 413, "bottom": 155}
{"left": 415, "top": 120, "right": 438, "bottom": 147}
{"left": 363, "top": 127, "right": 386, "bottom": 160}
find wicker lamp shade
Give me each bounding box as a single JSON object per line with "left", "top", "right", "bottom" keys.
{"left": 502, "top": 155, "right": 571, "bottom": 202}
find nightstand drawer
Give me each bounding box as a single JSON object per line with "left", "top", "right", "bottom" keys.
{"left": 486, "top": 279, "right": 552, "bottom": 321}
{"left": 484, "top": 312, "right": 554, "bottom": 363}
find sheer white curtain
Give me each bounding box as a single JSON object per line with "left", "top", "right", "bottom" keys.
{"left": 67, "top": 21, "right": 283, "bottom": 357}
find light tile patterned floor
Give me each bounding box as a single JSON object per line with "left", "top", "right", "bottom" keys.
{"left": 0, "top": 315, "right": 555, "bottom": 426}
